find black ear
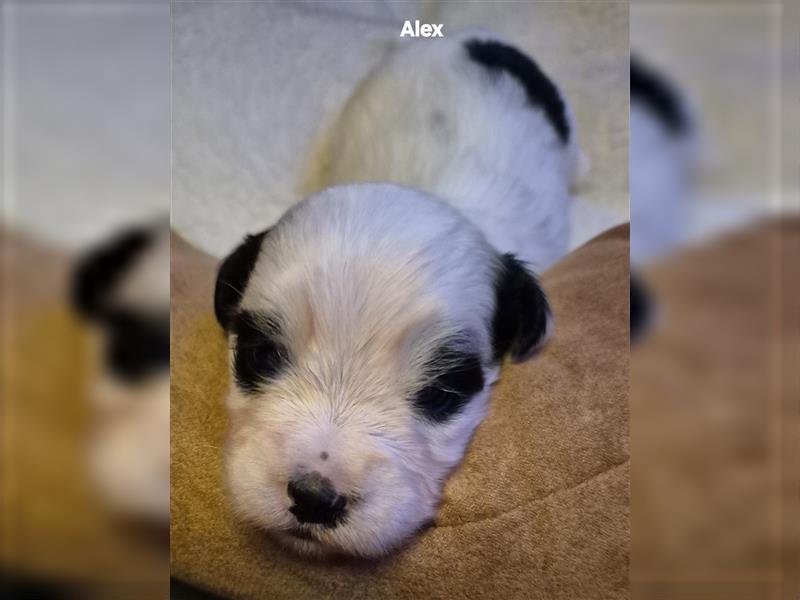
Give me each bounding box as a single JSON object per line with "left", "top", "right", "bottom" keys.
{"left": 630, "top": 272, "right": 653, "bottom": 344}
{"left": 491, "top": 254, "right": 552, "bottom": 363}
{"left": 72, "top": 226, "right": 153, "bottom": 321}
{"left": 214, "top": 230, "right": 269, "bottom": 331}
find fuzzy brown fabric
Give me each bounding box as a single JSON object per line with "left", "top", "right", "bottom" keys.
{"left": 630, "top": 218, "right": 800, "bottom": 600}
{"left": 170, "top": 225, "right": 630, "bottom": 600}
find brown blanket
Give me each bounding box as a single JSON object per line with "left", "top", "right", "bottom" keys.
{"left": 631, "top": 218, "right": 800, "bottom": 600}
{"left": 170, "top": 225, "right": 630, "bottom": 600}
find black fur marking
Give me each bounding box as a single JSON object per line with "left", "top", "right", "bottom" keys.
{"left": 105, "top": 311, "right": 170, "bottom": 382}
{"left": 412, "top": 347, "right": 485, "bottom": 423}
{"left": 465, "top": 39, "right": 569, "bottom": 143}
{"left": 631, "top": 55, "right": 689, "bottom": 135}
{"left": 214, "top": 230, "right": 268, "bottom": 331}
{"left": 630, "top": 272, "right": 653, "bottom": 344}
{"left": 72, "top": 227, "right": 152, "bottom": 321}
{"left": 71, "top": 226, "right": 169, "bottom": 382}
{"left": 491, "top": 254, "right": 551, "bottom": 363}
{"left": 232, "top": 311, "right": 290, "bottom": 394}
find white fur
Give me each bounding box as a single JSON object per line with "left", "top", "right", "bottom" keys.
{"left": 89, "top": 369, "right": 170, "bottom": 522}
{"left": 320, "top": 30, "right": 581, "bottom": 271}
{"left": 630, "top": 72, "right": 705, "bottom": 264}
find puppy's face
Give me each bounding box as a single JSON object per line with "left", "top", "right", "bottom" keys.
{"left": 72, "top": 223, "right": 171, "bottom": 522}
{"left": 215, "top": 185, "right": 551, "bottom": 557}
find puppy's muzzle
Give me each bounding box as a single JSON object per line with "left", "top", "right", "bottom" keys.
{"left": 287, "top": 471, "right": 347, "bottom": 528}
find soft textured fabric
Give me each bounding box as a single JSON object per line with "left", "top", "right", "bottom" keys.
{"left": 171, "top": 2, "right": 628, "bottom": 258}
{"left": 630, "top": 218, "right": 800, "bottom": 600}
{"left": 170, "top": 224, "right": 630, "bottom": 600}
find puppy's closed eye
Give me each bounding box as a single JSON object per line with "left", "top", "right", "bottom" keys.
{"left": 232, "top": 312, "right": 290, "bottom": 394}
{"left": 412, "top": 347, "right": 485, "bottom": 423}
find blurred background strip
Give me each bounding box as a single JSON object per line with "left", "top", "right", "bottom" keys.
{"left": 630, "top": 1, "right": 799, "bottom": 599}
{"left": 2, "top": 1, "right": 170, "bottom": 598}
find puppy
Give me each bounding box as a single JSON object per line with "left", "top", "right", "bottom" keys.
{"left": 630, "top": 55, "right": 700, "bottom": 263}
{"left": 630, "top": 56, "right": 701, "bottom": 340}
{"left": 72, "top": 222, "right": 170, "bottom": 523}
{"left": 216, "top": 34, "right": 577, "bottom": 557}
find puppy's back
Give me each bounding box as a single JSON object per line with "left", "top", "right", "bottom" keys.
{"left": 317, "top": 31, "right": 579, "bottom": 269}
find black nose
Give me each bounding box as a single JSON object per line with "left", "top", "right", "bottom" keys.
{"left": 287, "top": 471, "right": 347, "bottom": 527}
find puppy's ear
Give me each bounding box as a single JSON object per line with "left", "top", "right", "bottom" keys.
{"left": 72, "top": 226, "right": 153, "bottom": 322}
{"left": 214, "top": 230, "right": 269, "bottom": 331}
{"left": 491, "top": 254, "right": 553, "bottom": 363}
{"left": 630, "top": 272, "right": 653, "bottom": 344}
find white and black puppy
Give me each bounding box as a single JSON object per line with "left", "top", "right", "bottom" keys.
{"left": 215, "top": 34, "right": 579, "bottom": 557}
{"left": 72, "top": 223, "right": 170, "bottom": 523}
{"left": 630, "top": 56, "right": 700, "bottom": 340}
{"left": 630, "top": 54, "right": 700, "bottom": 264}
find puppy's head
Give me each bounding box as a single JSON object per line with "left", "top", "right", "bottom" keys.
{"left": 71, "top": 222, "right": 170, "bottom": 523}
{"left": 215, "top": 184, "right": 551, "bottom": 557}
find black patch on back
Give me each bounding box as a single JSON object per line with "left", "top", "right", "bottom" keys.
{"left": 71, "top": 226, "right": 169, "bottom": 382}
{"left": 491, "top": 254, "right": 551, "bottom": 363}
{"left": 630, "top": 272, "right": 653, "bottom": 344}
{"left": 631, "top": 55, "right": 689, "bottom": 135}
{"left": 232, "top": 311, "right": 290, "bottom": 394}
{"left": 465, "top": 39, "right": 569, "bottom": 143}
{"left": 412, "top": 347, "right": 484, "bottom": 423}
{"left": 214, "top": 230, "right": 269, "bottom": 331}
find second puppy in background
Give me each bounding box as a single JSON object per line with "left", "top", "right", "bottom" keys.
{"left": 218, "top": 33, "right": 582, "bottom": 557}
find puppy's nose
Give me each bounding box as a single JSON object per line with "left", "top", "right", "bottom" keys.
{"left": 287, "top": 471, "right": 347, "bottom": 527}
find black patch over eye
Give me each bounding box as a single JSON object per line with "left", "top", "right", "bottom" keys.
{"left": 105, "top": 311, "right": 170, "bottom": 382}
{"left": 232, "top": 312, "right": 290, "bottom": 394}
{"left": 412, "top": 348, "right": 485, "bottom": 423}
